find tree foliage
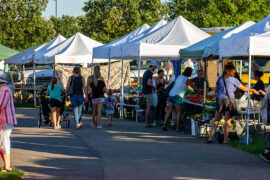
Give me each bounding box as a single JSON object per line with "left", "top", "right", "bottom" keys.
{"left": 50, "top": 15, "right": 82, "bottom": 38}
{"left": 81, "top": 0, "right": 168, "bottom": 43}
{"left": 0, "top": 0, "right": 56, "bottom": 50}
{"left": 167, "top": 0, "right": 270, "bottom": 28}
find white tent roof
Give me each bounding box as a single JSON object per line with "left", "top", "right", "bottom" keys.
{"left": 117, "top": 16, "right": 210, "bottom": 60}
{"left": 220, "top": 15, "right": 270, "bottom": 58}
{"left": 31, "top": 35, "right": 66, "bottom": 61}
{"left": 110, "top": 20, "right": 168, "bottom": 59}
{"left": 180, "top": 21, "right": 255, "bottom": 59}
{"left": 35, "top": 32, "right": 103, "bottom": 64}
{"left": 5, "top": 44, "right": 45, "bottom": 65}
{"left": 93, "top": 24, "right": 150, "bottom": 59}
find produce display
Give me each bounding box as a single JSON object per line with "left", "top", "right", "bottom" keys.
{"left": 184, "top": 89, "right": 216, "bottom": 106}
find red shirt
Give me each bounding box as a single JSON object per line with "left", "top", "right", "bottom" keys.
{"left": 0, "top": 84, "right": 17, "bottom": 125}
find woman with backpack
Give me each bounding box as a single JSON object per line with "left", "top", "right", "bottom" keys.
{"left": 66, "top": 67, "right": 87, "bottom": 130}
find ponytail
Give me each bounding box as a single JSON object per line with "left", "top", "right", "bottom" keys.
{"left": 51, "top": 77, "right": 58, "bottom": 90}
{"left": 93, "top": 70, "right": 101, "bottom": 87}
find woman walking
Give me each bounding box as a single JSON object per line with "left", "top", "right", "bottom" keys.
{"left": 163, "top": 67, "right": 202, "bottom": 132}
{"left": 66, "top": 67, "right": 87, "bottom": 130}
{"left": 89, "top": 70, "right": 106, "bottom": 128}
{"left": 0, "top": 72, "right": 17, "bottom": 172}
{"left": 207, "top": 63, "right": 259, "bottom": 144}
{"left": 47, "top": 77, "right": 64, "bottom": 129}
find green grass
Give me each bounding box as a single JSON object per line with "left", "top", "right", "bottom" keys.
{"left": 0, "top": 168, "right": 24, "bottom": 180}
{"left": 229, "top": 137, "right": 265, "bottom": 155}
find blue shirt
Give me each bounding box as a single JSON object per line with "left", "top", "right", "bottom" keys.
{"left": 216, "top": 77, "right": 241, "bottom": 99}
{"left": 105, "top": 97, "right": 116, "bottom": 111}
{"left": 47, "top": 85, "right": 63, "bottom": 102}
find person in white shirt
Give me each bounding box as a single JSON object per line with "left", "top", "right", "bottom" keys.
{"left": 162, "top": 67, "right": 202, "bottom": 132}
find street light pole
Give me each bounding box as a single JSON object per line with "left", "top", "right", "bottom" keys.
{"left": 54, "top": 0, "right": 58, "bottom": 17}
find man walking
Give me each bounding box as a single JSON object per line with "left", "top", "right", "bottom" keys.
{"left": 142, "top": 61, "right": 158, "bottom": 128}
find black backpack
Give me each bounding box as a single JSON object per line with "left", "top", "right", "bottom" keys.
{"left": 163, "top": 81, "right": 175, "bottom": 98}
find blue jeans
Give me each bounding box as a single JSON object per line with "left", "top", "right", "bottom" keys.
{"left": 70, "top": 94, "right": 84, "bottom": 125}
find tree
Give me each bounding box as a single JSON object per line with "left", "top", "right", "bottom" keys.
{"left": 0, "top": 0, "right": 56, "bottom": 50}
{"left": 50, "top": 15, "right": 82, "bottom": 38}
{"left": 167, "top": 0, "right": 270, "bottom": 28}
{"left": 82, "top": 0, "right": 168, "bottom": 43}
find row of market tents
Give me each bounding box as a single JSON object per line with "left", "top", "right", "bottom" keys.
{"left": 2, "top": 14, "right": 270, "bottom": 144}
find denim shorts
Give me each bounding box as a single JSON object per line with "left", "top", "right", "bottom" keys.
{"left": 92, "top": 97, "right": 105, "bottom": 104}
{"left": 167, "top": 95, "right": 183, "bottom": 106}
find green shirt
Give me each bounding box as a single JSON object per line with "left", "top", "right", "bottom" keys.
{"left": 47, "top": 85, "right": 63, "bottom": 102}
{"left": 191, "top": 77, "right": 209, "bottom": 90}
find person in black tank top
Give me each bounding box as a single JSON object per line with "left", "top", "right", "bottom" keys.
{"left": 66, "top": 67, "right": 87, "bottom": 130}
{"left": 89, "top": 70, "right": 106, "bottom": 128}
{"left": 155, "top": 69, "right": 167, "bottom": 124}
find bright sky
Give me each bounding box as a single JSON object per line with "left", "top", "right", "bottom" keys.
{"left": 43, "top": 0, "right": 87, "bottom": 19}
{"left": 44, "top": 0, "right": 167, "bottom": 19}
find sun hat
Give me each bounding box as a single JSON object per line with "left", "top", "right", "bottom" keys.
{"left": 149, "top": 61, "right": 159, "bottom": 68}
{"left": 0, "top": 71, "right": 7, "bottom": 83}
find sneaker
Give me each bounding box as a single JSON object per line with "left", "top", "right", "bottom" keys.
{"left": 152, "top": 121, "right": 157, "bottom": 127}
{"left": 97, "top": 125, "right": 103, "bottom": 129}
{"left": 260, "top": 152, "right": 270, "bottom": 162}
{"left": 170, "top": 122, "right": 175, "bottom": 126}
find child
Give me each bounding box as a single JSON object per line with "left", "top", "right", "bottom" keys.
{"left": 105, "top": 89, "right": 116, "bottom": 126}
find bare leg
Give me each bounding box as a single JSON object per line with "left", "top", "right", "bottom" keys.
{"left": 3, "top": 153, "right": 10, "bottom": 169}
{"left": 56, "top": 107, "right": 61, "bottom": 128}
{"left": 97, "top": 102, "right": 103, "bottom": 126}
{"left": 208, "top": 111, "right": 222, "bottom": 141}
{"left": 51, "top": 107, "right": 57, "bottom": 128}
{"left": 163, "top": 103, "right": 174, "bottom": 128}
{"left": 145, "top": 106, "right": 151, "bottom": 126}
{"left": 223, "top": 111, "right": 232, "bottom": 143}
{"left": 92, "top": 104, "right": 97, "bottom": 126}
{"left": 0, "top": 151, "right": 5, "bottom": 169}
{"left": 108, "top": 115, "right": 113, "bottom": 124}
{"left": 176, "top": 105, "right": 182, "bottom": 131}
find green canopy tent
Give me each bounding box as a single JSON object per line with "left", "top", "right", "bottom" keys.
{"left": 0, "top": 44, "right": 19, "bottom": 60}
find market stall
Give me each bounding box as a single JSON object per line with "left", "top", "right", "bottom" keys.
{"left": 93, "top": 21, "right": 166, "bottom": 119}
{"left": 111, "top": 16, "right": 210, "bottom": 122}
{"left": 178, "top": 21, "right": 257, "bottom": 139}
{"left": 219, "top": 14, "right": 270, "bottom": 144}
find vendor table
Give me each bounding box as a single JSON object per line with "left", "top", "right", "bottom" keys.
{"left": 183, "top": 99, "right": 263, "bottom": 137}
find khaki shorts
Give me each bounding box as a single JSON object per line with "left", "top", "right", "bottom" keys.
{"left": 144, "top": 94, "right": 154, "bottom": 107}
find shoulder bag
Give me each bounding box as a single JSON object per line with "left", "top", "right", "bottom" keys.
{"left": 67, "top": 76, "right": 74, "bottom": 96}
{"left": 222, "top": 77, "right": 238, "bottom": 116}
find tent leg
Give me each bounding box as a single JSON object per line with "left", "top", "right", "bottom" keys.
{"left": 90, "top": 57, "right": 94, "bottom": 75}
{"left": 107, "top": 58, "right": 111, "bottom": 88}
{"left": 20, "top": 65, "right": 23, "bottom": 104}
{"left": 120, "top": 58, "right": 124, "bottom": 120}
{"left": 246, "top": 54, "right": 252, "bottom": 145}
{"left": 33, "top": 63, "right": 36, "bottom": 107}
{"left": 136, "top": 57, "right": 142, "bottom": 123}
{"left": 240, "top": 60, "right": 243, "bottom": 80}
{"left": 203, "top": 59, "right": 207, "bottom": 104}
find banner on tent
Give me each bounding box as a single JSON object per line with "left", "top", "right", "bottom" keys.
{"left": 55, "top": 61, "right": 130, "bottom": 90}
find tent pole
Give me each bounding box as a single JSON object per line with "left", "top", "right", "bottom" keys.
{"left": 246, "top": 54, "right": 252, "bottom": 145}
{"left": 203, "top": 59, "right": 207, "bottom": 104}
{"left": 107, "top": 58, "right": 111, "bottom": 89}
{"left": 33, "top": 63, "right": 36, "bottom": 107}
{"left": 90, "top": 57, "right": 94, "bottom": 75}
{"left": 20, "top": 65, "right": 23, "bottom": 104}
{"left": 136, "top": 57, "right": 142, "bottom": 123}
{"left": 120, "top": 58, "right": 124, "bottom": 120}
{"left": 240, "top": 60, "right": 243, "bottom": 80}
{"left": 23, "top": 65, "right": 25, "bottom": 84}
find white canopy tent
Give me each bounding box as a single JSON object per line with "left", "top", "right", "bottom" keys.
{"left": 5, "top": 44, "right": 45, "bottom": 65}
{"left": 30, "top": 35, "right": 66, "bottom": 62}
{"left": 111, "top": 16, "right": 210, "bottom": 122}
{"left": 110, "top": 20, "right": 168, "bottom": 58}
{"left": 219, "top": 14, "right": 270, "bottom": 144}
{"left": 180, "top": 21, "right": 255, "bottom": 59}
{"left": 115, "top": 16, "right": 210, "bottom": 60}
{"left": 93, "top": 24, "right": 150, "bottom": 60}
{"left": 35, "top": 32, "right": 103, "bottom": 65}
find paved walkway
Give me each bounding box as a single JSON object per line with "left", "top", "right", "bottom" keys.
{"left": 7, "top": 108, "right": 270, "bottom": 179}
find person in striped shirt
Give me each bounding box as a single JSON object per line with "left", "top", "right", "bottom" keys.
{"left": 0, "top": 71, "right": 17, "bottom": 172}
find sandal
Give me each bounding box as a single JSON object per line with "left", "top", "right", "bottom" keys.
{"left": 162, "top": 127, "right": 168, "bottom": 131}
{"left": 74, "top": 125, "right": 81, "bottom": 130}
{"left": 145, "top": 125, "right": 153, "bottom": 128}
{"left": 1, "top": 168, "right": 12, "bottom": 172}
{"left": 206, "top": 139, "right": 213, "bottom": 144}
